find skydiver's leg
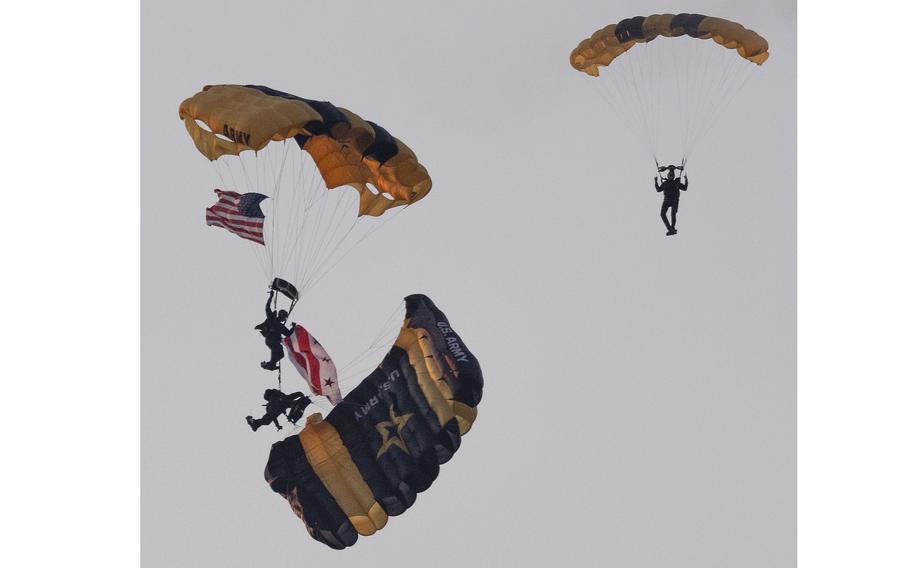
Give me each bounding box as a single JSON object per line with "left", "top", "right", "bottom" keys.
{"left": 670, "top": 202, "right": 678, "bottom": 230}
{"left": 248, "top": 408, "right": 284, "bottom": 431}
{"left": 246, "top": 415, "right": 268, "bottom": 432}
{"left": 261, "top": 338, "right": 283, "bottom": 370}
{"left": 660, "top": 202, "right": 673, "bottom": 233}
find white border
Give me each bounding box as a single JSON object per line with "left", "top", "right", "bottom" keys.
{"left": 2, "top": 1, "right": 908, "bottom": 566}
{"left": 0, "top": 1, "right": 139, "bottom": 566}
{"left": 799, "top": 1, "right": 910, "bottom": 566}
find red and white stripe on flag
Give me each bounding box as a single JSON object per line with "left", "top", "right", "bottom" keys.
{"left": 205, "top": 189, "right": 265, "bottom": 245}
{"left": 283, "top": 324, "right": 342, "bottom": 405}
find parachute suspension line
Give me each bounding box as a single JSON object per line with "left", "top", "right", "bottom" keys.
{"left": 644, "top": 41, "right": 663, "bottom": 158}
{"left": 623, "top": 42, "right": 659, "bottom": 161}
{"left": 266, "top": 144, "right": 282, "bottom": 276}
{"left": 266, "top": 141, "right": 292, "bottom": 280}
{"left": 686, "top": 61, "right": 757, "bottom": 160}
{"left": 273, "top": 148, "right": 306, "bottom": 280}
{"left": 673, "top": 44, "right": 686, "bottom": 158}
{"left": 300, "top": 211, "right": 392, "bottom": 296}
{"left": 301, "top": 206, "right": 405, "bottom": 294}
{"left": 645, "top": 41, "right": 663, "bottom": 159}
{"left": 278, "top": 155, "right": 321, "bottom": 280}
{"left": 592, "top": 71, "right": 654, "bottom": 164}
{"left": 298, "top": 188, "right": 351, "bottom": 287}
{"left": 211, "top": 159, "right": 227, "bottom": 191}
{"left": 293, "top": 177, "right": 338, "bottom": 290}
{"left": 671, "top": 39, "right": 688, "bottom": 160}
{"left": 680, "top": 42, "right": 753, "bottom": 161}
{"left": 681, "top": 38, "right": 697, "bottom": 163}
{"left": 298, "top": 191, "right": 371, "bottom": 290}
{"left": 333, "top": 299, "right": 406, "bottom": 388}
{"left": 683, "top": 39, "right": 726, "bottom": 155}
{"left": 299, "top": 215, "right": 362, "bottom": 293}
{"left": 236, "top": 153, "right": 274, "bottom": 276}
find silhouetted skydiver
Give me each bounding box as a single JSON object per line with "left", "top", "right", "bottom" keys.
{"left": 655, "top": 165, "right": 688, "bottom": 236}
{"left": 255, "top": 289, "right": 293, "bottom": 370}
{"left": 246, "top": 389, "right": 312, "bottom": 432}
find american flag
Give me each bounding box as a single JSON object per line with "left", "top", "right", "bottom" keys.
{"left": 205, "top": 189, "right": 268, "bottom": 245}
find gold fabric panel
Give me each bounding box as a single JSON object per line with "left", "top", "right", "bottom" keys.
{"left": 298, "top": 414, "right": 389, "bottom": 536}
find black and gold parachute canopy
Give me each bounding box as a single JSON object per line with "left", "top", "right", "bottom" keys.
{"left": 570, "top": 13, "right": 769, "bottom": 76}
{"left": 178, "top": 84, "right": 431, "bottom": 216}
{"left": 264, "top": 294, "right": 483, "bottom": 550}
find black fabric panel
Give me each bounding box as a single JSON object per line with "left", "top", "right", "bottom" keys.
{"left": 327, "top": 363, "right": 417, "bottom": 516}
{"left": 379, "top": 349, "right": 444, "bottom": 491}
{"left": 405, "top": 294, "right": 484, "bottom": 409}
{"left": 292, "top": 133, "right": 310, "bottom": 150}
{"left": 264, "top": 436, "right": 356, "bottom": 549}
{"left": 327, "top": 346, "right": 444, "bottom": 512}
{"left": 615, "top": 16, "right": 646, "bottom": 42}
{"left": 670, "top": 13, "right": 708, "bottom": 38}
{"left": 242, "top": 84, "right": 349, "bottom": 136}
{"left": 362, "top": 121, "right": 400, "bottom": 164}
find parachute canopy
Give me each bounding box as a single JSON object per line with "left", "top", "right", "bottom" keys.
{"left": 570, "top": 13, "right": 769, "bottom": 75}
{"left": 568, "top": 13, "right": 769, "bottom": 165}
{"left": 179, "top": 85, "right": 433, "bottom": 296}
{"left": 264, "top": 294, "right": 483, "bottom": 549}
{"left": 179, "top": 84, "right": 431, "bottom": 217}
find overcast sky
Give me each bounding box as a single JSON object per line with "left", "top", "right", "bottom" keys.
{"left": 142, "top": 1, "right": 795, "bottom": 566}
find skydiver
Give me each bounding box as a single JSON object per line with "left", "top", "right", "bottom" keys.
{"left": 255, "top": 288, "right": 294, "bottom": 371}
{"left": 246, "top": 389, "right": 312, "bottom": 432}
{"left": 654, "top": 165, "right": 688, "bottom": 236}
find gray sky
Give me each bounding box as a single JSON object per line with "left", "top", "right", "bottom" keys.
{"left": 142, "top": 1, "right": 795, "bottom": 566}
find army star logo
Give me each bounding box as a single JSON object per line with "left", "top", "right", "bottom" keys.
{"left": 375, "top": 406, "right": 414, "bottom": 458}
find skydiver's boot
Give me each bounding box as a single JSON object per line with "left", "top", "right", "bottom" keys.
{"left": 246, "top": 416, "right": 260, "bottom": 432}
{"left": 261, "top": 361, "right": 278, "bottom": 370}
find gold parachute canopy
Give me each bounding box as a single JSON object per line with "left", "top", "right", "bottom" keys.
{"left": 570, "top": 13, "right": 769, "bottom": 76}
{"left": 178, "top": 84, "right": 431, "bottom": 216}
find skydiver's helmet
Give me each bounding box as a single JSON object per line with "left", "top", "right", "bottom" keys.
{"left": 264, "top": 388, "right": 283, "bottom": 401}
{"left": 277, "top": 309, "right": 288, "bottom": 323}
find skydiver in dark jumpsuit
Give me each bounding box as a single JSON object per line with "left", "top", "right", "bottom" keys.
{"left": 255, "top": 289, "right": 294, "bottom": 371}
{"left": 246, "top": 389, "right": 312, "bottom": 431}
{"left": 654, "top": 165, "right": 688, "bottom": 236}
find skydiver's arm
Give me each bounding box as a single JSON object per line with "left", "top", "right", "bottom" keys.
{"left": 655, "top": 177, "right": 662, "bottom": 192}
{"left": 680, "top": 177, "right": 688, "bottom": 191}
{"left": 265, "top": 290, "right": 276, "bottom": 316}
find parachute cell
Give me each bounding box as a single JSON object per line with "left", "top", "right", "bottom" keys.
{"left": 264, "top": 294, "right": 483, "bottom": 549}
